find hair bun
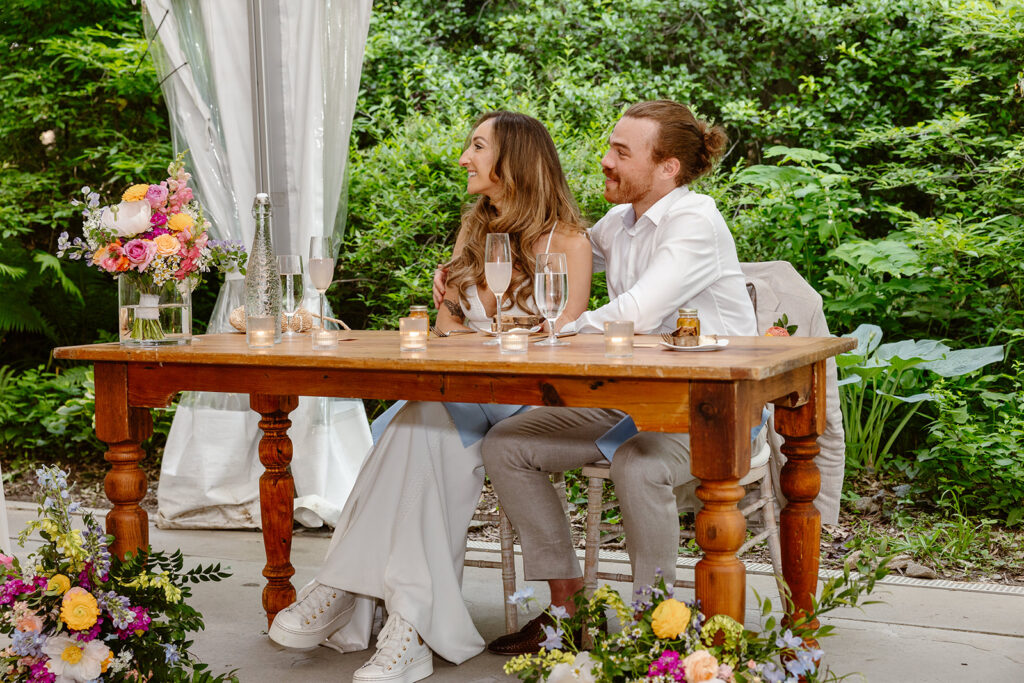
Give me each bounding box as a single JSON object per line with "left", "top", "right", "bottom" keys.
{"left": 702, "top": 125, "right": 728, "bottom": 162}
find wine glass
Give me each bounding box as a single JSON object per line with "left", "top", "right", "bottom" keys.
{"left": 308, "top": 237, "right": 336, "bottom": 332}
{"left": 277, "top": 255, "right": 303, "bottom": 338}
{"left": 534, "top": 252, "right": 569, "bottom": 346}
{"left": 483, "top": 232, "right": 512, "bottom": 346}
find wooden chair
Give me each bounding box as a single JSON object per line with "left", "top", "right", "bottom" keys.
{"left": 581, "top": 440, "right": 784, "bottom": 597}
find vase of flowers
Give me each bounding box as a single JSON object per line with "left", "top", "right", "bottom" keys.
{"left": 0, "top": 466, "right": 237, "bottom": 682}
{"left": 58, "top": 153, "right": 246, "bottom": 346}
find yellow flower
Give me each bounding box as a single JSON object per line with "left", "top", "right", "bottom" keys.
{"left": 61, "top": 587, "right": 100, "bottom": 630}
{"left": 121, "top": 184, "right": 150, "bottom": 202}
{"left": 166, "top": 213, "right": 194, "bottom": 233}
{"left": 48, "top": 574, "right": 71, "bottom": 595}
{"left": 101, "top": 650, "right": 114, "bottom": 673}
{"left": 154, "top": 232, "right": 181, "bottom": 256}
{"left": 651, "top": 598, "right": 691, "bottom": 639}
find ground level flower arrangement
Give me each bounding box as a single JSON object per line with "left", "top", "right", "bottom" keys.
{"left": 0, "top": 466, "right": 237, "bottom": 682}
{"left": 505, "top": 557, "right": 889, "bottom": 683}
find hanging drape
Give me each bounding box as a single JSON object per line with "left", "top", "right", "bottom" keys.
{"left": 141, "top": 0, "right": 373, "bottom": 529}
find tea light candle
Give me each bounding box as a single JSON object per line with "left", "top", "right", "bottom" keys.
{"left": 247, "top": 316, "right": 277, "bottom": 349}
{"left": 500, "top": 328, "right": 530, "bottom": 354}
{"left": 399, "top": 316, "right": 428, "bottom": 351}
{"left": 604, "top": 320, "right": 634, "bottom": 358}
{"left": 312, "top": 327, "right": 337, "bottom": 350}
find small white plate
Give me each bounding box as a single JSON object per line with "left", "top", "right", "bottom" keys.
{"left": 480, "top": 325, "right": 543, "bottom": 336}
{"left": 659, "top": 337, "right": 729, "bottom": 352}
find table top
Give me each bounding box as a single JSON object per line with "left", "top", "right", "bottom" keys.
{"left": 53, "top": 331, "right": 855, "bottom": 382}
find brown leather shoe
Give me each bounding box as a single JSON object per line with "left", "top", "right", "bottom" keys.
{"left": 488, "top": 610, "right": 597, "bottom": 656}
{"left": 487, "top": 613, "right": 556, "bottom": 656}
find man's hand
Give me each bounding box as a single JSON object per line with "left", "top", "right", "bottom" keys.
{"left": 432, "top": 266, "right": 448, "bottom": 309}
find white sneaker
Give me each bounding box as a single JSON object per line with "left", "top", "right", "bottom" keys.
{"left": 269, "top": 581, "right": 356, "bottom": 649}
{"left": 352, "top": 613, "right": 433, "bottom": 682}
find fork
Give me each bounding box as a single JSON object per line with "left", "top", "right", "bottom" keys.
{"left": 430, "top": 325, "right": 449, "bottom": 337}
{"left": 660, "top": 333, "right": 676, "bottom": 345}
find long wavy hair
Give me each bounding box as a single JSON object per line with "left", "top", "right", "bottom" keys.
{"left": 444, "top": 111, "right": 585, "bottom": 314}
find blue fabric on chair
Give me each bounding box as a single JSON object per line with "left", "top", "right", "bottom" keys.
{"left": 371, "top": 401, "right": 528, "bottom": 448}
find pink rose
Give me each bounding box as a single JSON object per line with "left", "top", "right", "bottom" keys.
{"left": 150, "top": 211, "right": 167, "bottom": 227}
{"left": 15, "top": 614, "right": 43, "bottom": 632}
{"left": 146, "top": 183, "right": 168, "bottom": 210}
{"left": 0, "top": 554, "right": 13, "bottom": 567}
{"left": 122, "top": 239, "right": 158, "bottom": 271}
{"left": 682, "top": 650, "right": 720, "bottom": 682}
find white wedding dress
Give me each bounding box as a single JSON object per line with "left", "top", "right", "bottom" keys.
{"left": 314, "top": 284, "right": 536, "bottom": 665}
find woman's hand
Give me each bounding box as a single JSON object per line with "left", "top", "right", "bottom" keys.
{"left": 432, "top": 266, "right": 448, "bottom": 309}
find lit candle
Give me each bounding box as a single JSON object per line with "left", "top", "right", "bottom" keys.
{"left": 399, "top": 317, "right": 428, "bottom": 351}
{"left": 500, "top": 328, "right": 530, "bottom": 354}
{"left": 247, "top": 316, "right": 277, "bottom": 349}
{"left": 604, "top": 320, "right": 634, "bottom": 358}
{"left": 312, "top": 327, "right": 337, "bottom": 350}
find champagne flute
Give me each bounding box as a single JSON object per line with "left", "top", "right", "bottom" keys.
{"left": 308, "top": 237, "right": 336, "bottom": 333}
{"left": 483, "top": 232, "right": 512, "bottom": 346}
{"left": 534, "top": 252, "right": 569, "bottom": 346}
{"left": 277, "top": 255, "right": 303, "bottom": 338}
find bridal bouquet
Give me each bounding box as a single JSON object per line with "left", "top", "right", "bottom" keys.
{"left": 57, "top": 153, "right": 246, "bottom": 341}
{"left": 505, "top": 556, "right": 889, "bottom": 683}
{"left": 0, "top": 466, "right": 237, "bottom": 682}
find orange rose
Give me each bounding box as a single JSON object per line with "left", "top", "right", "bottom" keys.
{"left": 154, "top": 232, "right": 181, "bottom": 256}
{"left": 764, "top": 326, "right": 789, "bottom": 337}
{"left": 681, "top": 650, "right": 720, "bottom": 682}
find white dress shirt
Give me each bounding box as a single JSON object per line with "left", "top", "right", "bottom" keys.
{"left": 566, "top": 185, "right": 756, "bottom": 336}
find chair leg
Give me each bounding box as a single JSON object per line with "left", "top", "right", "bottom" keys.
{"left": 583, "top": 475, "right": 604, "bottom": 597}
{"left": 499, "top": 508, "right": 518, "bottom": 632}
{"left": 759, "top": 471, "right": 785, "bottom": 600}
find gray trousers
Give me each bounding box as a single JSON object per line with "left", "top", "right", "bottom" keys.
{"left": 480, "top": 407, "right": 693, "bottom": 592}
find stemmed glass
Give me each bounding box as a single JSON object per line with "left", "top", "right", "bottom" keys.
{"left": 534, "top": 252, "right": 569, "bottom": 346}
{"left": 308, "top": 237, "right": 336, "bottom": 333}
{"left": 483, "top": 233, "right": 512, "bottom": 346}
{"left": 277, "top": 255, "right": 303, "bottom": 338}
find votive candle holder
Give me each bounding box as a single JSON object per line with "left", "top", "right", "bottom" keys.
{"left": 247, "top": 316, "right": 277, "bottom": 349}
{"left": 499, "top": 328, "right": 530, "bottom": 354}
{"left": 399, "top": 317, "right": 428, "bottom": 351}
{"left": 604, "top": 320, "right": 634, "bottom": 358}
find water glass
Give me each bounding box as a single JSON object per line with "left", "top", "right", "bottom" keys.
{"left": 278, "top": 254, "right": 303, "bottom": 337}
{"left": 534, "top": 252, "right": 569, "bottom": 347}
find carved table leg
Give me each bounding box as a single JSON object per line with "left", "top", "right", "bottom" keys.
{"left": 251, "top": 394, "right": 300, "bottom": 628}
{"left": 774, "top": 360, "right": 827, "bottom": 631}
{"left": 689, "top": 381, "right": 754, "bottom": 622}
{"left": 94, "top": 363, "right": 152, "bottom": 559}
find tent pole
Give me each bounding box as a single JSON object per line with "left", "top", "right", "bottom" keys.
{"left": 247, "top": 0, "right": 271, "bottom": 196}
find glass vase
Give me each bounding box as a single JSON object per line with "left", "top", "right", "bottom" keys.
{"left": 117, "top": 273, "right": 193, "bottom": 346}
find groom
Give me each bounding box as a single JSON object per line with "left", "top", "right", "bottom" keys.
{"left": 438, "top": 100, "right": 760, "bottom": 655}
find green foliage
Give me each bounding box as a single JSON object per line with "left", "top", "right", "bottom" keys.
{"left": 837, "top": 325, "right": 1003, "bottom": 473}
{"left": 913, "top": 364, "right": 1024, "bottom": 524}
{"left": 0, "top": 365, "right": 174, "bottom": 466}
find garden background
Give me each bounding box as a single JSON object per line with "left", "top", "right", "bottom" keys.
{"left": 1, "top": 0, "right": 1022, "bottom": 580}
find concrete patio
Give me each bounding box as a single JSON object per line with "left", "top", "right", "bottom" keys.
{"left": 6, "top": 501, "right": 1023, "bottom": 681}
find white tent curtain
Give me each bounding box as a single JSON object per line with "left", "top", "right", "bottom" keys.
{"left": 141, "top": 0, "right": 373, "bottom": 529}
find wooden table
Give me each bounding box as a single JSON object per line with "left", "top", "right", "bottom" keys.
{"left": 54, "top": 331, "right": 853, "bottom": 628}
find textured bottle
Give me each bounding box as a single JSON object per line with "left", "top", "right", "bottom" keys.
{"left": 245, "top": 193, "right": 282, "bottom": 343}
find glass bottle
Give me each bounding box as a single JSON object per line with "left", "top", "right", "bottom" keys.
{"left": 409, "top": 305, "right": 430, "bottom": 320}
{"left": 245, "top": 193, "right": 282, "bottom": 344}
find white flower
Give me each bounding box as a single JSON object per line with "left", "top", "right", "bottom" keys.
{"left": 43, "top": 635, "right": 111, "bottom": 682}
{"left": 100, "top": 199, "right": 152, "bottom": 238}
{"left": 546, "top": 651, "right": 596, "bottom": 683}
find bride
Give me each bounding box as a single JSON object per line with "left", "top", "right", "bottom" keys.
{"left": 269, "top": 111, "right": 592, "bottom": 683}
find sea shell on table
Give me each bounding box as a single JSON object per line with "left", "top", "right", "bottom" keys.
{"left": 229, "top": 306, "right": 314, "bottom": 333}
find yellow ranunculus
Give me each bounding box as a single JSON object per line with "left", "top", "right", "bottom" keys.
{"left": 61, "top": 587, "right": 100, "bottom": 630}
{"left": 121, "top": 183, "right": 150, "bottom": 202}
{"left": 48, "top": 574, "right": 71, "bottom": 595}
{"left": 651, "top": 598, "right": 691, "bottom": 639}
{"left": 166, "top": 213, "right": 194, "bottom": 233}
{"left": 154, "top": 232, "right": 181, "bottom": 256}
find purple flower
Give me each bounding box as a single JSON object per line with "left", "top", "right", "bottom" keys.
{"left": 539, "top": 624, "right": 564, "bottom": 651}
{"left": 647, "top": 650, "right": 686, "bottom": 680}
{"left": 150, "top": 211, "right": 168, "bottom": 227}
{"left": 28, "top": 658, "right": 56, "bottom": 683}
